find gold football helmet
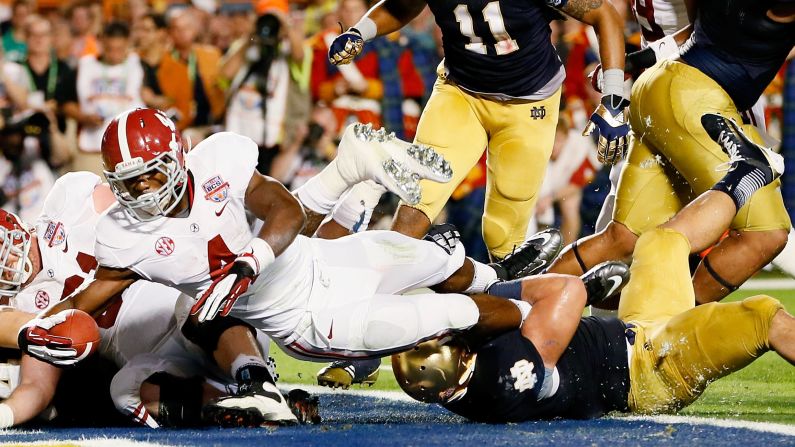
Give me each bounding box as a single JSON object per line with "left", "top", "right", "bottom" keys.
{"left": 391, "top": 338, "right": 477, "bottom": 404}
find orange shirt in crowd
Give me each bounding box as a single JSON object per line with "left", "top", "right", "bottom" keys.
{"left": 157, "top": 45, "right": 225, "bottom": 130}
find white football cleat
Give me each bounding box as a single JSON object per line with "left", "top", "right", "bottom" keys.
{"left": 335, "top": 123, "right": 453, "bottom": 205}
{"left": 202, "top": 381, "right": 298, "bottom": 427}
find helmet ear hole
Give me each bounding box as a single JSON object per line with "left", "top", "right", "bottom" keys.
{"left": 391, "top": 338, "right": 476, "bottom": 404}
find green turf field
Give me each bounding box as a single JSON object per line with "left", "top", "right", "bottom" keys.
{"left": 271, "top": 288, "right": 795, "bottom": 425}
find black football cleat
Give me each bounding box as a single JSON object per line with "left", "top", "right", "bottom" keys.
{"left": 581, "top": 261, "right": 630, "bottom": 306}
{"left": 316, "top": 358, "right": 381, "bottom": 389}
{"left": 201, "top": 380, "right": 298, "bottom": 427}
{"left": 286, "top": 389, "right": 321, "bottom": 424}
{"left": 701, "top": 113, "right": 784, "bottom": 183}
{"left": 490, "top": 228, "right": 563, "bottom": 280}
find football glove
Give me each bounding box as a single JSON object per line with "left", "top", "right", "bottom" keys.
{"left": 192, "top": 261, "right": 256, "bottom": 323}
{"left": 583, "top": 94, "right": 631, "bottom": 165}
{"left": 423, "top": 223, "right": 460, "bottom": 255}
{"left": 328, "top": 28, "right": 364, "bottom": 66}
{"left": 17, "top": 311, "right": 80, "bottom": 367}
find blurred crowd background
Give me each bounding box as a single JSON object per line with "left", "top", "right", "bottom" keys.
{"left": 0, "top": 0, "right": 790, "bottom": 263}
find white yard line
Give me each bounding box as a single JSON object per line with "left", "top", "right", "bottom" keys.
{"left": 284, "top": 385, "right": 795, "bottom": 436}
{"left": 0, "top": 439, "right": 179, "bottom": 447}
{"left": 618, "top": 415, "right": 795, "bottom": 437}
{"left": 741, "top": 278, "right": 795, "bottom": 290}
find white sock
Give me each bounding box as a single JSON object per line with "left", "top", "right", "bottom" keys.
{"left": 509, "top": 299, "right": 532, "bottom": 323}
{"left": 0, "top": 403, "right": 13, "bottom": 428}
{"left": 463, "top": 259, "right": 499, "bottom": 294}
{"left": 772, "top": 228, "right": 795, "bottom": 278}
{"left": 294, "top": 160, "right": 350, "bottom": 214}
{"left": 331, "top": 181, "right": 385, "bottom": 232}
{"left": 230, "top": 354, "right": 268, "bottom": 379}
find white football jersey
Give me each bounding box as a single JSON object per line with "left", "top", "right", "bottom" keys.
{"left": 96, "top": 280, "right": 184, "bottom": 367}
{"left": 12, "top": 172, "right": 103, "bottom": 313}
{"left": 632, "top": 0, "right": 689, "bottom": 46}
{"left": 95, "top": 132, "right": 314, "bottom": 339}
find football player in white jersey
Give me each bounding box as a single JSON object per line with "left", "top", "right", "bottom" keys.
{"left": 19, "top": 108, "right": 580, "bottom": 423}
{"left": 0, "top": 173, "right": 305, "bottom": 428}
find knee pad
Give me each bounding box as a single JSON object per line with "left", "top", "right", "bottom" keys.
{"left": 437, "top": 293, "right": 479, "bottom": 330}
{"left": 181, "top": 314, "right": 256, "bottom": 356}
{"left": 361, "top": 294, "right": 478, "bottom": 352}
{"left": 482, "top": 203, "right": 519, "bottom": 258}
{"left": 147, "top": 372, "right": 204, "bottom": 427}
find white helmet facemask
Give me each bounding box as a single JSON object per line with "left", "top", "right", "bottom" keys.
{"left": 104, "top": 151, "right": 188, "bottom": 222}
{"left": 0, "top": 221, "right": 32, "bottom": 297}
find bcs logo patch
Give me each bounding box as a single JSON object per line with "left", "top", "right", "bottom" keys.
{"left": 155, "top": 237, "right": 175, "bottom": 256}
{"left": 202, "top": 175, "right": 230, "bottom": 203}
{"left": 43, "top": 221, "right": 66, "bottom": 247}
{"left": 35, "top": 290, "right": 50, "bottom": 309}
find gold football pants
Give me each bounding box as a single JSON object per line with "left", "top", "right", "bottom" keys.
{"left": 619, "top": 228, "right": 783, "bottom": 413}
{"left": 614, "top": 60, "right": 790, "bottom": 234}
{"left": 407, "top": 77, "right": 561, "bottom": 258}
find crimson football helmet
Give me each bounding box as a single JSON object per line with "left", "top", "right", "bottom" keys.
{"left": 0, "top": 210, "right": 32, "bottom": 297}
{"left": 101, "top": 108, "right": 187, "bottom": 221}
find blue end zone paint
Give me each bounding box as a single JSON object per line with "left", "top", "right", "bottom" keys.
{"left": 2, "top": 393, "right": 793, "bottom": 446}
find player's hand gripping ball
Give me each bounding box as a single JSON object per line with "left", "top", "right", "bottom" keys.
{"left": 18, "top": 309, "right": 100, "bottom": 367}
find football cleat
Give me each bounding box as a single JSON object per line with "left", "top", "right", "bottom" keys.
{"left": 581, "top": 261, "right": 630, "bottom": 306}
{"left": 702, "top": 113, "right": 784, "bottom": 182}
{"left": 201, "top": 380, "right": 298, "bottom": 427}
{"left": 316, "top": 358, "right": 381, "bottom": 389}
{"left": 285, "top": 389, "right": 321, "bottom": 424}
{"left": 335, "top": 122, "right": 453, "bottom": 205}
{"left": 490, "top": 228, "right": 563, "bottom": 281}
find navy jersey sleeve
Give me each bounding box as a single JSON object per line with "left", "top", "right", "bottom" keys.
{"left": 443, "top": 331, "right": 547, "bottom": 422}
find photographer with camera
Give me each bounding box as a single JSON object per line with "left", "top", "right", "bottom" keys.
{"left": 221, "top": 0, "right": 306, "bottom": 174}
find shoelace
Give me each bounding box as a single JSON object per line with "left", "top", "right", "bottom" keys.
{"left": 714, "top": 129, "right": 744, "bottom": 172}
{"left": 503, "top": 240, "right": 540, "bottom": 277}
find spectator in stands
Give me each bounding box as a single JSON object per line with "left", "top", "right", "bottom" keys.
{"left": 157, "top": 8, "right": 224, "bottom": 139}
{"left": 134, "top": 13, "right": 172, "bottom": 112}
{"left": 0, "top": 115, "right": 55, "bottom": 223}
{"left": 310, "top": 0, "right": 383, "bottom": 133}
{"left": 0, "top": 0, "right": 31, "bottom": 63}
{"left": 0, "top": 44, "right": 28, "bottom": 120}
{"left": 222, "top": 0, "right": 305, "bottom": 172}
{"left": 50, "top": 15, "right": 76, "bottom": 68}
{"left": 22, "top": 14, "right": 77, "bottom": 169}
{"left": 65, "top": 21, "right": 143, "bottom": 175}
{"left": 67, "top": 1, "right": 99, "bottom": 60}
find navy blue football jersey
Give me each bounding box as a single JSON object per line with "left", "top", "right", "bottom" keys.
{"left": 443, "top": 317, "right": 630, "bottom": 422}
{"left": 681, "top": 0, "right": 795, "bottom": 110}
{"left": 426, "top": 0, "right": 565, "bottom": 97}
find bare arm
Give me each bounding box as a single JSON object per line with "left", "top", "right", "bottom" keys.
{"left": 245, "top": 171, "right": 306, "bottom": 255}
{"left": 0, "top": 309, "right": 36, "bottom": 348}
{"left": 2, "top": 356, "right": 61, "bottom": 426}
{"left": 47, "top": 266, "right": 138, "bottom": 318}
{"left": 684, "top": 0, "right": 697, "bottom": 23}
{"left": 362, "top": 0, "right": 428, "bottom": 37}
{"left": 560, "top": 0, "right": 625, "bottom": 71}
{"left": 518, "top": 274, "right": 587, "bottom": 368}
